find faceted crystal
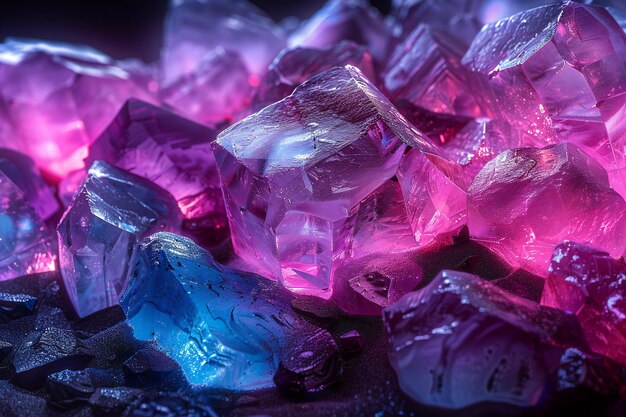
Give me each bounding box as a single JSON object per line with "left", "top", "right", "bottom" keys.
{"left": 468, "top": 143, "right": 626, "bottom": 272}
{"left": 57, "top": 161, "right": 182, "bottom": 318}
{"left": 394, "top": 100, "right": 472, "bottom": 146}
{"left": 0, "top": 149, "right": 59, "bottom": 220}
{"left": 383, "top": 269, "right": 587, "bottom": 409}
{"left": 213, "top": 65, "right": 456, "bottom": 298}
{"left": 289, "top": 0, "right": 389, "bottom": 63}
{"left": 159, "top": 48, "right": 252, "bottom": 128}
{"left": 0, "top": 38, "right": 153, "bottom": 178}
{"left": 86, "top": 99, "right": 228, "bottom": 246}
{"left": 120, "top": 232, "right": 322, "bottom": 391}
{"left": 251, "top": 41, "right": 375, "bottom": 112}
{"left": 384, "top": 24, "right": 481, "bottom": 117}
{"left": 462, "top": 2, "right": 626, "bottom": 197}
{"left": 0, "top": 170, "right": 55, "bottom": 281}
{"left": 161, "top": 0, "right": 286, "bottom": 86}
{"left": 542, "top": 241, "right": 626, "bottom": 363}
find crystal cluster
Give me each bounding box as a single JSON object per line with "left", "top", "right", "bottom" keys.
{"left": 1, "top": 0, "right": 626, "bottom": 415}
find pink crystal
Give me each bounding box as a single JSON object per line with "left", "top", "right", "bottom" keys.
{"left": 0, "top": 39, "right": 153, "bottom": 179}
{"left": 213, "top": 65, "right": 455, "bottom": 299}
{"left": 383, "top": 269, "right": 588, "bottom": 408}
{"left": 468, "top": 143, "right": 626, "bottom": 272}
{"left": 542, "top": 241, "right": 626, "bottom": 364}
{"left": 462, "top": 2, "right": 626, "bottom": 197}
{"left": 86, "top": 99, "right": 227, "bottom": 246}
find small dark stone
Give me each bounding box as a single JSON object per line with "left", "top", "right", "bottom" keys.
{"left": 122, "top": 348, "right": 185, "bottom": 390}
{"left": 0, "top": 293, "right": 37, "bottom": 322}
{"left": 338, "top": 330, "right": 366, "bottom": 354}
{"left": 72, "top": 305, "right": 126, "bottom": 337}
{"left": 0, "top": 341, "right": 12, "bottom": 362}
{"left": 11, "top": 327, "right": 93, "bottom": 389}
{"left": 47, "top": 368, "right": 117, "bottom": 410}
{"left": 123, "top": 393, "right": 217, "bottom": 417}
{"left": 89, "top": 387, "right": 142, "bottom": 417}
{"left": 274, "top": 329, "right": 342, "bottom": 396}
{"left": 291, "top": 296, "right": 339, "bottom": 327}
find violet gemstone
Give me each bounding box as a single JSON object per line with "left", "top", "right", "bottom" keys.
{"left": 57, "top": 161, "right": 181, "bottom": 318}
{"left": 462, "top": 2, "right": 626, "bottom": 197}
{"left": 160, "top": 0, "right": 286, "bottom": 86}
{"left": 159, "top": 48, "right": 252, "bottom": 128}
{"left": 382, "top": 269, "right": 587, "bottom": 409}
{"left": 213, "top": 65, "right": 459, "bottom": 299}
{"left": 120, "top": 232, "right": 322, "bottom": 391}
{"left": 0, "top": 38, "right": 153, "bottom": 178}
{"left": 0, "top": 149, "right": 58, "bottom": 220}
{"left": 0, "top": 169, "right": 56, "bottom": 281}
{"left": 251, "top": 41, "right": 375, "bottom": 112}
{"left": 542, "top": 241, "right": 626, "bottom": 363}
{"left": 288, "top": 0, "right": 390, "bottom": 63}
{"left": 86, "top": 99, "right": 228, "bottom": 245}
{"left": 467, "top": 143, "right": 626, "bottom": 272}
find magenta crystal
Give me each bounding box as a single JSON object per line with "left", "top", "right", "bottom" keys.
{"left": 86, "top": 99, "right": 228, "bottom": 246}
{"left": 383, "top": 269, "right": 587, "bottom": 408}
{"left": 542, "top": 241, "right": 626, "bottom": 364}
{"left": 0, "top": 38, "right": 153, "bottom": 179}
{"left": 462, "top": 2, "right": 626, "bottom": 197}
{"left": 57, "top": 161, "right": 182, "bottom": 318}
{"left": 213, "top": 65, "right": 457, "bottom": 299}
{"left": 468, "top": 143, "right": 626, "bottom": 272}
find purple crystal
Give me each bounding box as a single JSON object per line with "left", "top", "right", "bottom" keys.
{"left": 86, "top": 99, "right": 228, "bottom": 246}
{"left": 251, "top": 41, "right": 375, "bottom": 112}
{"left": 394, "top": 100, "right": 472, "bottom": 146}
{"left": 57, "top": 161, "right": 182, "bottom": 318}
{"left": 468, "top": 143, "right": 626, "bottom": 272}
{"left": 213, "top": 65, "right": 454, "bottom": 299}
{"left": 383, "top": 269, "right": 587, "bottom": 408}
{"left": 161, "top": 0, "right": 285, "bottom": 86}
{"left": 542, "top": 241, "right": 626, "bottom": 363}
{"left": 289, "top": 0, "right": 390, "bottom": 63}
{"left": 0, "top": 38, "right": 153, "bottom": 178}
{"left": 338, "top": 330, "right": 366, "bottom": 354}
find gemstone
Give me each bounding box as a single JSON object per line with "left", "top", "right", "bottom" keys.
{"left": 120, "top": 232, "right": 321, "bottom": 391}
{"left": 337, "top": 330, "right": 366, "bottom": 354}
{"left": 213, "top": 65, "right": 458, "bottom": 298}
{"left": 251, "top": 41, "right": 375, "bottom": 112}
{"left": 46, "top": 368, "right": 116, "bottom": 410}
{"left": 542, "top": 241, "right": 626, "bottom": 363}
{"left": 89, "top": 387, "right": 142, "bottom": 417}
{"left": 57, "top": 160, "right": 182, "bottom": 318}
{"left": 0, "top": 169, "right": 56, "bottom": 281}
{"left": 161, "top": 0, "right": 286, "bottom": 86}
{"left": 11, "top": 327, "right": 93, "bottom": 389}
{"left": 159, "top": 47, "right": 252, "bottom": 128}
{"left": 289, "top": 0, "right": 390, "bottom": 63}
{"left": 58, "top": 169, "right": 87, "bottom": 207}
{"left": 462, "top": 2, "right": 626, "bottom": 197}
{"left": 0, "top": 38, "right": 153, "bottom": 178}
{"left": 384, "top": 24, "right": 481, "bottom": 117}
{"left": 86, "top": 99, "right": 228, "bottom": 246}
{"left": 274, "top": 328, "right": 342, "bottom": 396}
{"left": 0, "top": 149, "right": 58, "bottom": 220}
{"left": 382, "top": 269, "right": 587, "bottom": 408}
{"left": 122, "top": 348, "right": 184, "bottom": 390}
{"left": 467, "top": 143, "right": 626, "bottom": 272}
{"left": 0, "top": 293, "right": 38, "bottom": 323}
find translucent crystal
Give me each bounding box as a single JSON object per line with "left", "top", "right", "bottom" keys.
{"left": 57, "top": 161, "right": 181, "bottom": 318}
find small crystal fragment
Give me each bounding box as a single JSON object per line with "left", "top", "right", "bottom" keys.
{"left": 0, "top": 293, "right": 38, "bottom": 323}
{"left": 338, "top": 330, "right": 365, "bottom": 354}
{"left": 57, "top": 161, "right": 182, "bottom": 318}
{"left": 89, "top": 387, "right": 142, "bottom": 417}
{"left": 383, "top": 270, "right": 587, "bottom": 408}
{"left": 557, "top": 348, "right": 621, "bottom": 396}
{"left": 122, "top": 348, "right": 184, "bottom": 390}
{"left": 468, "top": 143, "right": 626, "bottom": 271}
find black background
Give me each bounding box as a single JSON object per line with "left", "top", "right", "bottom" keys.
{"left": 0, "top": 0, "right": 391, "bottom": 62}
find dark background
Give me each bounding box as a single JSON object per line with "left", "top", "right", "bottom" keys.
{"left": 0, "top": 0, "right": 391, "bottom": 62}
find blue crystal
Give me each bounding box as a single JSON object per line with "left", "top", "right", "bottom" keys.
{"left": 57, "top": 161, "right": 182, "bottom": 318}
{"left": 120, "top": 232, "right": 312, "bottom": 391}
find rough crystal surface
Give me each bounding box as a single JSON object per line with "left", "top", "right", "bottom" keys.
{"left": 86, "top": 99, "right": 228, "bottom": 246}
{"left": 57, "top": 161, "right": 181, "bottom": 318}
{"left": 46, "top": 368, "right": 116, "bottom": 410}
{"left": 0, "top": 293, "right": 38, "bottom": 322}
{"left": 0, "top": 38, "right": 152, "bottom": 178}
{"left": 383, "top": 269, "right": 587, "bottom": 408}
{"left": 213, "top": 65, "right": 458, "bottom": 298}
{"left": 120, "top": 232, "right": 320, "bottom": 391}
{"left": 542, "top": 241, "right": 626, "bottom": 363}
{"left": 468, "top": 143, "right": 626, "bottom": 271}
